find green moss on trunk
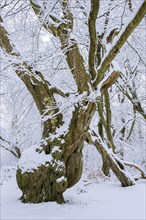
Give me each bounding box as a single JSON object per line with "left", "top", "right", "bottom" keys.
{"left": 16, "top": 162, "right": 67, "bottom": 204}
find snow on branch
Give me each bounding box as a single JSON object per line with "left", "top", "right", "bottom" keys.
{"left": 93, "top": 0, "right": 146, "bottom": 88}
{"left": 87, "top": 130, "right": 135, "bottom": 186}
{"left": 89, "top": 130, "right": 146, "bottom": 182}
{"left": 124, "top": 161, "right": 146, "bottom": 180}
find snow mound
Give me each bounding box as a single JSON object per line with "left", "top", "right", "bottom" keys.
{"left": 18, "top": 145, "right": 53, "bottom": 172}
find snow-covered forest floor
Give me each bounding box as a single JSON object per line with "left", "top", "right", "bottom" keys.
{"left": 1, "top": 166, "right": 145, "bottom": 220}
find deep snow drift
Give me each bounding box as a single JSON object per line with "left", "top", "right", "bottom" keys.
{"left": 1, "top": 168, "right": 145, "bottom": 220}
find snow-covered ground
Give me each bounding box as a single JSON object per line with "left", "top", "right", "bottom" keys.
{"left": 1, "top": 168, "right": 146, "bottom": 220}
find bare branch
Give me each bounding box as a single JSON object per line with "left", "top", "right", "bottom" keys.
{"left": 124, "top": 161, "right": 146, "bottom": 179}
{"left": 100, "top": 71, "right": 120, "bottom": 94}
{"left": 87, "top": 130, "right": 135, "bottom": 186}
{"left": 88, "top": 0, "right": 99, "bottom": 80}
{"left": 94, "top": 0, "right": 146, "bottom": 88}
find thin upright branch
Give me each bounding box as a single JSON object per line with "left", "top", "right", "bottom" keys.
{"left": 88, "top": 0, "right": 99, "bottom": 80}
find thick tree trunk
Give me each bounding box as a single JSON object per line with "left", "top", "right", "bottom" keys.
{"left": 16, "top": 165, "right": 67, "bottom": 204}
